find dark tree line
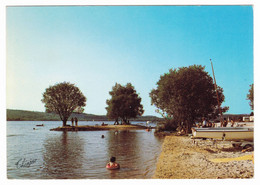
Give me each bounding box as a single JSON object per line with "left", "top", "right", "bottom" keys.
{"left": 42, "top": 65, "right": 235, "bottom": 131}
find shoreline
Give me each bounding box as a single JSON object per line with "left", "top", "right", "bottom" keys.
{"left": 153, "top": 135, "right": 254, "bottom": 179}
{"left": 50, "top": 124, "right": 154, "bottom": 131}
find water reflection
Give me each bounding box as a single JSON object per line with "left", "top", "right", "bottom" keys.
{"left": 106, "top": 130, "right": 160, "bottom": 179}
{"left": 7, "top": 121, "right": 163, "bottom": 179}
{"left": 42, "top": 132, "right": 85, "bottom": 179}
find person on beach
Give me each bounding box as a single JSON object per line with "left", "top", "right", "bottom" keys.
{"left": 231, "top": 119, "right": 239, "bottom": 127}
{"left": 106, "top": 156, "right": 120, "bottom": 169}
{"left": 230, "top": 119, "right": 235, "bottom": 127}
{"left": 223, "top": 118, "right": 228, "bottom": 127}
{"left": 202, "top": 118, "right": 207, "bottom": 127}
{"left": 75, "top": 117, "right": 78, "bottom": 126}
{"left": 206, "top": 122, "right": 212, "bottom": 127}
{"left": 71, "top": 117, "right": 74, "bottom": 126}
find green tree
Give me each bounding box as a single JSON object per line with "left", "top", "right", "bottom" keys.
{"left": 41, "top": 82, "right": 86, "bottom": 126}
{"left": 150, "top": 65, "right": 228, "bottom": 133}
{"left": 247, "top": 83, "right": 254, "bottom": 110}
{"left": 106, "top": 83, "right": 144, "bottom": 124}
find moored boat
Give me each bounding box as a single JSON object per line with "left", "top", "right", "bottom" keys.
{"left": 191, "top": 127, "right": 254, "bottom": 141}
{"left": 36, "top": 124, "right": 44, "bottom": 126}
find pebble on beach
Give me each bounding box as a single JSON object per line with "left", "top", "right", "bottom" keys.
{"left": 153, "top": 135, "right": 254, "bottom": 179}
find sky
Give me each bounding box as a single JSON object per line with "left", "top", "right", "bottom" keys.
{"left": 6, "top": 5, "right": 254, "bottom": 116}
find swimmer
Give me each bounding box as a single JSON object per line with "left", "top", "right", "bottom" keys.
{"left": 106, "top": 156, "right": 120, "bottom": 170}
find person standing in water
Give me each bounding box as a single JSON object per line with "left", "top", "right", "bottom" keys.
{"left": 75, "top": 117, "right": 78, "bottom": 126}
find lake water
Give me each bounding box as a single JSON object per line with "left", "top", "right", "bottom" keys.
{"left": 7, "top": 121, "right": 164, "bottom": 179}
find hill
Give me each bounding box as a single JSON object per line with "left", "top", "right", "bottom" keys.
{"left": 6, "top": 109, "right": 163, "bottom": 122}
{"left": 6, "top": 109, "right": 249, "bottom": 122}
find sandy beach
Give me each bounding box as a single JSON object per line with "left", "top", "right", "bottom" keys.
{"left": 50, "top": 124, "right": 151, "bottom": 131}
{"left": 153, "top": 135, "right": 254, "bottom": 179}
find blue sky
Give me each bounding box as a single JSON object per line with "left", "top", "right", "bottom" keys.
{"left": 6, "top": 6, "right": 253, "bottom": 116}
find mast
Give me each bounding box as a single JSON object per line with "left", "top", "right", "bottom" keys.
{"left": 210, "top": 59, "right": 223, "bottom": 126}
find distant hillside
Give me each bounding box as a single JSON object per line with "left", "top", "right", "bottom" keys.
{"left": 6, "top": 109, "right": 163, "bottom": 122}
{"left": 7, "top": 109, "right": 248, "bottom": 122}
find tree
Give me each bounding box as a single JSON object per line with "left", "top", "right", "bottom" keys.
{"left": 106, "top": 83, "right": 144, "bottom": 124}
{"left": 41, "top": 82, "right": 86, "bottom": 126}
{"left": 247, "top": 83, "right": 254, "bottom": 110}
{"left": 150, "top": 65, "right": 228, "bottom": 133}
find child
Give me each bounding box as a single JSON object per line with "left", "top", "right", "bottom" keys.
{"left": 106, "top": 156, "right": 120, "bottom": 169}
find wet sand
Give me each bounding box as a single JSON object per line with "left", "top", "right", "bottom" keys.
{"left": 153, "top": 135, "right": 254, "bottom": 179}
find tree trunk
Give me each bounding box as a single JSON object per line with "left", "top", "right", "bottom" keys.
{"left": 62, "top": 119, "right": 67, "bottom": 127}
{"left": 114, "top": 118, "right": 119, "bottom": 125}
{"left": 185, "top": 119, "right": 193, "bottom": 133}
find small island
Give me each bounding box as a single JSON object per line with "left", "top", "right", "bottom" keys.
{"left": 50, "top": 124, "right": 154, "bottom": 131}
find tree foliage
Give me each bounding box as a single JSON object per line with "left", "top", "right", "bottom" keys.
{"left": 247, "top": 83, "right": 254, "bottom": 110}
{"left": 41, "top": 82, "right": 86, "bottom": 126}
{"left": 106, "top": 83, "right": 144, "bottom": 124}
{"left": 150, "top": 65, "right": 228, "bottom": 132}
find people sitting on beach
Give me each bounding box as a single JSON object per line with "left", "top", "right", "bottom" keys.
{"left": 106, "top": 157, "right": 120, "bottom": 169}
{"left": 206, "top": 121, "right": 214, "bottom": 127}
{"left": 202, "top": 118, "right": 207, "bottom": 128}
{"left": 196, "top": 122, "right": 201, "bottom": 128}
{"left": 223, "top": 118, "right": 228, "bottom": 127}
{"left": 230, "top": 119, "right": 235, "bottom": 127}
{"left": 177, "top": 128, "right": 185, "bottom": 136}
{"left": 176, "top": 125, "right": 186, "bottom": 135}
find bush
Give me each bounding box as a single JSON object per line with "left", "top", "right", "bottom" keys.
{"left": 155, "top": 119, "right": 178, "bottom": 132}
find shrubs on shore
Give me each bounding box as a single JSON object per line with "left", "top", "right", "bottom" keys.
{"left": 155, "top": 119, "right": 178, "bottom": 133}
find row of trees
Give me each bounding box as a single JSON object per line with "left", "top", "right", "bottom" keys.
{"left": 42, "top": 65, "right": 253, "bottom": 132}
{"left": 41, "top": 82, "right": 144, "bottom": 126}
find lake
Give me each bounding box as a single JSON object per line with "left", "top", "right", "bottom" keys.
{"left": 7, "top": 121, "right": 164, "bottom": 179}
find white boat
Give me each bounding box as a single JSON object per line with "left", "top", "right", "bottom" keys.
{"left": 191, "top": 127, "right": 254, "bottom": 141}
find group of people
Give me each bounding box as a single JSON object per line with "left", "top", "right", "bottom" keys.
{"left": 198, "top": 117, "right": 237, "bottom": 128}
{"left": 71, "top": 117, "right": 78, "bottom": 126}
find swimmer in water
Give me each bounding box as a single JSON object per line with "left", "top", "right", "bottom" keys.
{"left": 106, "top": 156, "right": 120, "bottom": 169}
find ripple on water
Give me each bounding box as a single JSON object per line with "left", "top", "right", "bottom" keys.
{"left": 7, "top": 121, "right": 163, "bottom": 179}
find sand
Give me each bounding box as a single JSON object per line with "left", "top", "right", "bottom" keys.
{"left": 50, "top": 124, "right": 151, "bottom": 131}
{"left": 153, "top": 135, "right": 254, "bottom": 179}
